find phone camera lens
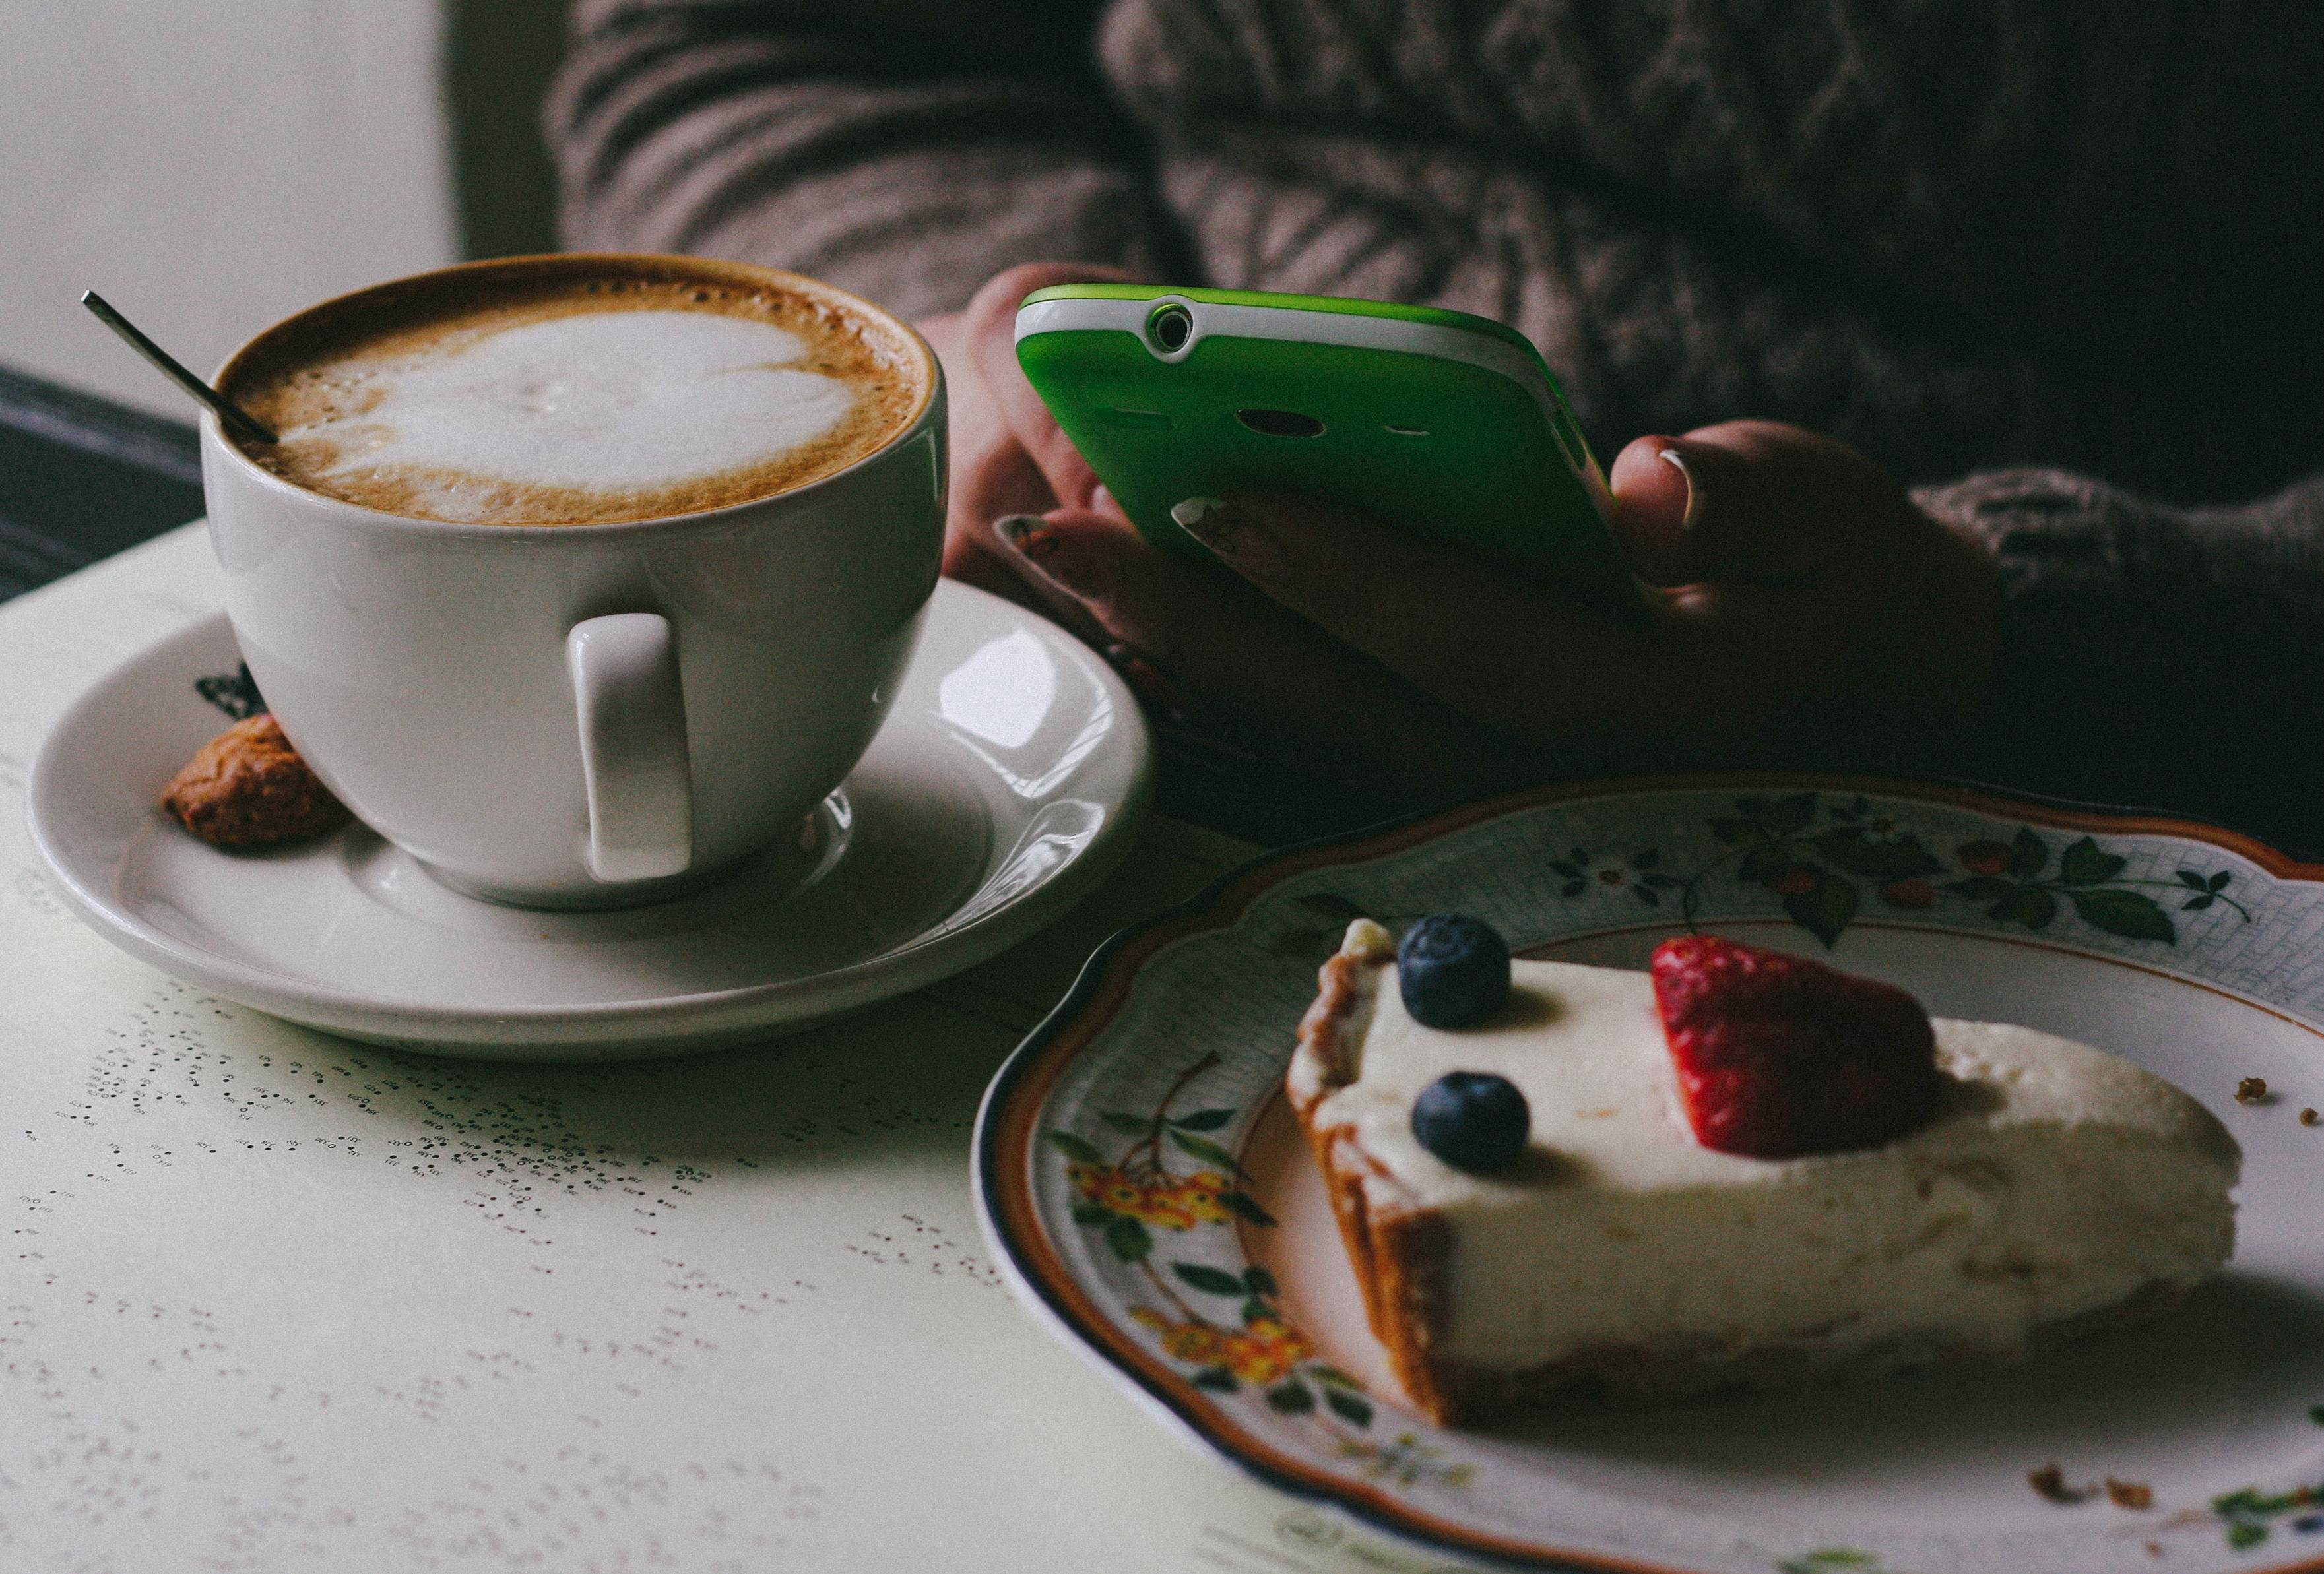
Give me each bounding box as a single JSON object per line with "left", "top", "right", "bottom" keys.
{"left": 1149, "top": 305, "right": 1193, "bottom": 354}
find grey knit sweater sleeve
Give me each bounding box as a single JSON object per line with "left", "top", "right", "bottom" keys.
{"left": 1918, "top": 471, "right": 2324, "bottom": 851}
{"left": 547, "top": 0, "right": 1168, "bottom": 321}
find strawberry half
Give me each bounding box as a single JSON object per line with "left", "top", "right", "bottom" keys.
{"left": 1650, "top": 935, "right": 1942, "bottom": 1158}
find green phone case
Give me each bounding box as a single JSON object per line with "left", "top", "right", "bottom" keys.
{"left": 1014, "top": 283, "right": 1644, "bottom": 620}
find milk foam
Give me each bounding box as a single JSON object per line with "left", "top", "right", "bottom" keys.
{"left": 294, "top": 311, "right": 856, "bottom": 503}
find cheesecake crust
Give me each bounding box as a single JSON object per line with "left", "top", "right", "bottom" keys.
{"left": 1289, "top": 929, "right": 1468, "bottom": 1421}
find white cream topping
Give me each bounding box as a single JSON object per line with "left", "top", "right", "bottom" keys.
{"left": 1308, "top": 929, "right": 2240, "bottom": 1371}
{"left": 286, "top": 311, "right": 855, "bottom": 507}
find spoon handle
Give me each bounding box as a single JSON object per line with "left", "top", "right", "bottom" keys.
{"left": 81, "top": 291, "right": 278, "bottom": 447}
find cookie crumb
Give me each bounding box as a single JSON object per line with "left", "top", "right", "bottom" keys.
{"left": 2236, "top": 1076, "right": 2269, "bottom": 1104}
{"left": 2030, "top": 1463, "right": 2094, "bottom": 1504}
{"left": 162, "top": 713, "right": 352, "bottom": 848}
{"left": 2304, "top": 1108, "right": 2320, "bottom": 1127}
{"left": 2106, "top": 1477, "right": 2154, "bottom": 1509}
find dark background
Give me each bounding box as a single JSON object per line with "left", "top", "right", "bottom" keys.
{"left": 0, "top": 0, "right": 569, "bottom": 608}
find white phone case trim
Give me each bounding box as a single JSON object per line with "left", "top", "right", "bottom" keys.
{"left": 1014, "top": 295, "right": 1564, "bottom": 428}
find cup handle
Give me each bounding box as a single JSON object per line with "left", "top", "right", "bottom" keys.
{"left": 567, "top": 613, "right": 694, "bottom": 883}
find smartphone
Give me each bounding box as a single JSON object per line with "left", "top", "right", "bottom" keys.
{"left": 1014, "top": 284, "right": 1644, "bottom": 620}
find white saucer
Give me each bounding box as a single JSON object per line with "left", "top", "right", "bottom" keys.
{"left": 27, "top": 581, "right": 1151, "bottom": 1059}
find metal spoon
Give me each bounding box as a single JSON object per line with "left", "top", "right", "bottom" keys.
{"left": 80, "top": 290, "right": 278, "bottom": 447}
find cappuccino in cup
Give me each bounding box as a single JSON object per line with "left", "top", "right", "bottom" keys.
{"left": 220, "top": 255, "right": 926, "bottom": 526}
{"left": 201, "top": 255, "right": 945, "bottom": 910}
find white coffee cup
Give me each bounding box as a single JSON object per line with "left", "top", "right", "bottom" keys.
{"left": 198, "top": 256, "right": 945, "bottom": 910}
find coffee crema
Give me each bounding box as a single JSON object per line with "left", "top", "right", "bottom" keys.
{"left": 220, "top": 256, "right": 928, "bottom": 526}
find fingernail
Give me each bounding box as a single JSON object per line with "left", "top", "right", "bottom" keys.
{"left": 1169, "top": 495, "right": 1251, "bottom": 558}
{"left": 995, "top": 514, "right": 1102, "bottom": 598}
{"left": 1104, "top": 642, "right": 1200, "bottom": 730}
{"left": 995, "top": 513, "right": 1049, "bottom": 554}
{"left": 1658, "top": 446, "right": 1700, "bottom": 530}
{"left": 1091, "top": 483, "right": 1117, "bottom": 516}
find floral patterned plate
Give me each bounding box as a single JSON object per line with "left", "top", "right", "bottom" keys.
{"left": 974, "top": 778, "right": 2324, "bottom": 1574}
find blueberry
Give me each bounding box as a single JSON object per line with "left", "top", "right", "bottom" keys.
{"left": 1411, "top": 1072, "right": 1530, "bottom": 1173}
{"left": 1396, "top": 914, "right": 1510, "bottom": 1028}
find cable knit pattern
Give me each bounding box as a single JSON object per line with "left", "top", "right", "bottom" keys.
{"left": 1144, "top": 135, "right": 2040, "bottom": 486}
{"left": 551, "top": 0, "right": 1181, "bottom": 319}
{"left": 548, "top": 0, "right": 2324, "bottom": 845}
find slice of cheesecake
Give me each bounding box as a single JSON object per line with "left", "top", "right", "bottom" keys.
{"left": 1287, "top": 920, "right": 2241, "bottom": 1425}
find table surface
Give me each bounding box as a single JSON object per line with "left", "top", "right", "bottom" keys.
{"left": 0, "top": 369, "right": 1497, "bottom": 1571}
{"left": 1, "top": 526, "right": 1501, "bottom": 1572}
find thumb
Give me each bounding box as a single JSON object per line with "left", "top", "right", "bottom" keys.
{"left": 964, "top": 262, "right": 1138, "bottom": 512}
{"left": 1606, "top": 433, "right": 1814, "bottom": 588}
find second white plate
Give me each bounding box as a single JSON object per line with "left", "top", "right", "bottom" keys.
{"left": 977, "top": 780, "right": 2324, "bottom": 1573}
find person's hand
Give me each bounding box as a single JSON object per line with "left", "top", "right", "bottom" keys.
{"left": 915, "top": 262, "right": 1134, "bottom": 623}
{"left": 921, "top": 263, "right": 1547, "bottom": 803}
{"left": 923, "top": 265, "right": 2001, "bottom": 803}
{"left": 976, "top": 413, "right": 2003, "bottom": 806}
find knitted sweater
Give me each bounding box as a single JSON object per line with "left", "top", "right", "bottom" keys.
{"left": 549, "top": 0, "right": 2324, "bottom": 847}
